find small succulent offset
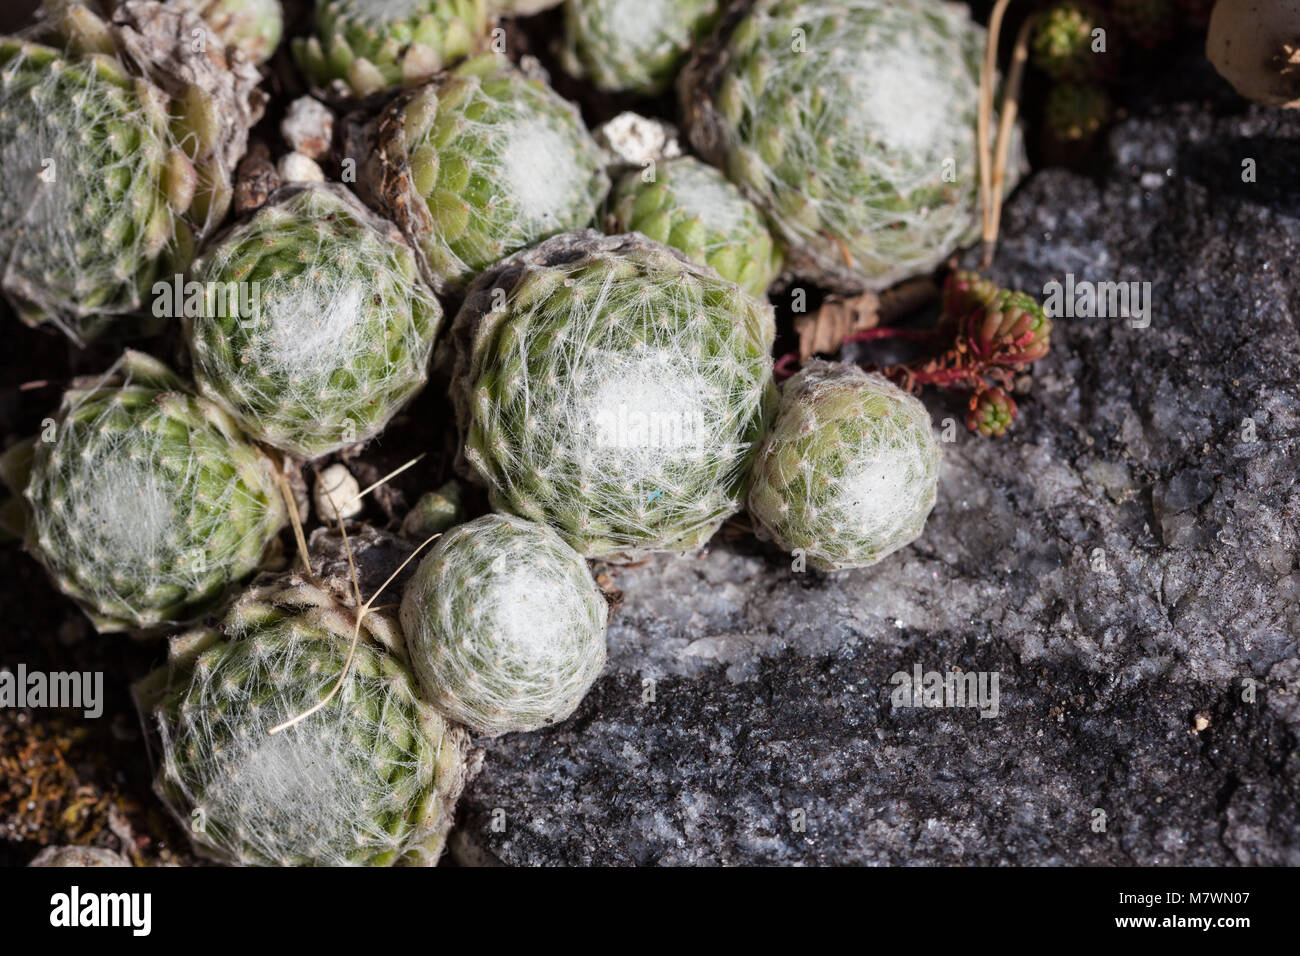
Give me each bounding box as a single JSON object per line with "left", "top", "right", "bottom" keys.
{"left": 606, "top": 155, "right": 782, "bottom": 298}
{"left": 351, "top": 55, "right": 609, "bottom": 295}
{"left": 1045, "top": 82, "right": 1111, "bottom": 143}
{"left": 748, "top": 360, "right": 941, "bottom": 572}
{"left": 0, "top": 0, "right": 265, "bottom": 343}
{"left": 0, "top": 351, "right": 287, "bottom": 634}
{"left": 400, "top": 514, "right": 608, "bottom": 736}
{"left": 165, "top": 0, "right": 285, "bottom": 64}
{"left": 1031, "top": 1, "right": 1109, "bottom": 82}
{"left": 134, "top": 572, "right": 470, "bottom": 865}
{"left": 560, "top": 0, "right": 721, "bottom": 95}
{"left": 184, "top": 183, "right": 443, "bottom": 460}
{"left": 444, "top": 231, "right": 777, "bottom": 559}
{"left": 680, "top": 0, "right": 1016, "bottom": 293}
{"left": 294, "top": 0, "right": 490, "bottom": 98}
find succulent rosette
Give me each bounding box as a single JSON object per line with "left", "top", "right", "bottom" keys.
{"left": 294, "top": 0, "right": 490, "bottom": 97}
{"left": 680, "top": 0, "right": 1019, "bottom": 293}
{"left": 1045, "top": 82, "right": 1111, "bottom": 142}
{"left": 0, "top": 1, "right": 265, "bottom": 343}
{"left": 560, "top": 0, "right": 721, "bottom": 95}
{"left": 748, "top": 360, "right": 941, "bottom": 571}
{"left": 606, "top": 155, "right": 782, "bottom": 297}
{"left": 1031, "top": 1, "right": 1109, "bottom": 82}
{"left": 134, "top": 570, "right": 470, "bottom": 866}
{"left": 939, "top": 270, "right": 1052, "bottom": 371}
{"left": 444, "top": 230, "right": 777, "bottom": 559}
{"left": 184, "top": 183, "right": 443, "bottom": 459}
{"left": 351, "top": 55, "right": 609, "bottom": 294}
{"left": 400, "top": 513, "right": 608, "bottom": 736}
{"left": 0, "top": 351, "right": 287, "bottom": 633}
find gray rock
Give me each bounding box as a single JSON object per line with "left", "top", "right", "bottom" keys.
{"left": 452, "top": 60, "right": 1300, "bottom": 866}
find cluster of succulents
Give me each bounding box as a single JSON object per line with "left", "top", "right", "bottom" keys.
{"left": 3, "top": 0, "right": 1064, "bottom": 867}
{"left": 184, "top": 183, "right": 443, "bottom": 458}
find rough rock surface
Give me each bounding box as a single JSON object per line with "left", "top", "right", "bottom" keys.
{"left": 452, "top": 58, "right": 1300, "bottom": 865}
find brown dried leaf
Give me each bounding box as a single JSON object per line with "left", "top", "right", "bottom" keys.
{"left": 795, "top": 290, "right": 880, "bottom": 361}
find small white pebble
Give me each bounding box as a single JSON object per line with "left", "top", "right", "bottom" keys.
{"left": 314, "top": 464, "right": 362, "bottom": 523}
{"left": 280, "top": 97, "right": 334, "bottom": 159}
{"left": 277, "top": 152, "right": 325, "bottom": 184}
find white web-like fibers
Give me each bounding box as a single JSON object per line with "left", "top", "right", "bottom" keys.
{"left": 657, "top": 158, "right": 748, "bottom": 236}
{"left": 400, "top": 514, "right": 608, "bottom": 737}
{"left": 607, "top": 0, "right": 668, "bottom": 41}
{"left": 500, "top": 118, "right": 592, "bottom": 230}
{"left": 260, "top": 279, "right": 365, "bottom": 374}
{"left": 83, "top": 459, "right": 176, "bottom": 559}
{"left": 837, "top": 454, "right": 926, "bottom": 540}
{"left": 23, "top": 352, "right": 287, "bottom": 632}
{"left": 748, "top": 361, "right": 941, "bottom": 571}
{"left": 843, "top": 35, "right": 952, "bottom": 158}
{"left": 579, "top": 353, "right": 713, "bottom": 477}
